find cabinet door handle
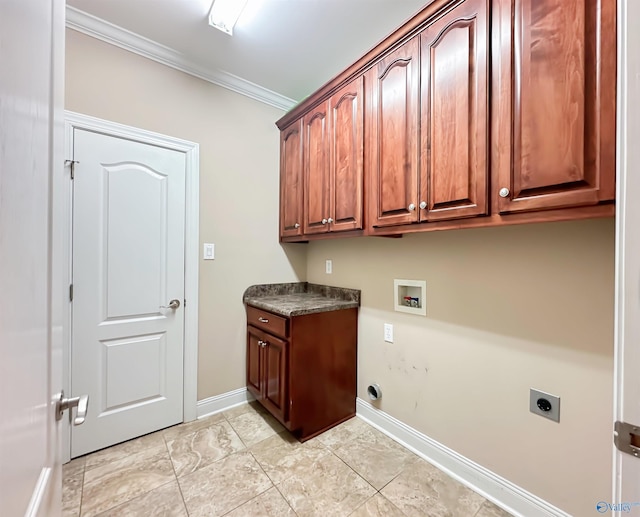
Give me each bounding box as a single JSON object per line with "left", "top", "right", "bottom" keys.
{"left": 499, "top": 187, "right": 510, "bottom": 198}
{"left": 327, "top": 217, "right": 334, "bottom": 224}
{"left": 408, "top": 203, "right": 416, "bottom": 211}
{"left": 419, "top": 201, "right": 427, "bottom": 210}
{"left": 258, "top": 340, "right": 268, "bottom": 348}
{"left": 258, "top": 317, "right": 269, "bottom": 323}
{"left": 321, "top": 218, "right": 328, "bottom": 225}
{"left": 294, "top": 223, "right": 300, "bottom": 229}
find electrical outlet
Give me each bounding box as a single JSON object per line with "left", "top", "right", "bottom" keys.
{"left": 325, "top": 259, "right": 332, "bottom": 274}
{"left": 384, "top": 323, "right": 393, "bottom": 343}
{"left": 529, "top": 388, "right": 560, "bottom": 422}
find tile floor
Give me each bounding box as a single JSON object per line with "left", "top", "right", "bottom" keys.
{"left": 63, "top": 402, "right": 513, "bottom": 517}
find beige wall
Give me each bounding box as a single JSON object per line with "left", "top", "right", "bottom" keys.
{"left": 65, "top": 30, "right": 306, "bottom": 399}
{"left": 306, "top": 218, "right": 615, "bottom": 516}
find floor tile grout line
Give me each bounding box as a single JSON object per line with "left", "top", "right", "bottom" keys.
{"left": 218, "top": 484, "right": 276, "bottom": 516}
{"left": 79, "top": 430, "right": 177, "bottom": 516}
{"left": 163, "top": 429, "right": 190, "bottom": 516}
{"left": 77, "top": 461, "right": 86, "bottom": 517}
{"left": 248, "top": 446, "right": 300, "bottom": 516}
{"left": 328, "top": 446, "right": 379, "bottom": 494}
{"left": 88, "top": 480, "right": 177, "bottom": 517}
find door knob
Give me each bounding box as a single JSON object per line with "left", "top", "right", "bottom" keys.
{"left": 161, "top": 299, "right": 181, "bottom": 310}
{"left": 321, "top": 218, "right": 328, "bottom": 225}
{"left": 55, "top": 390, "right": 89, "bottom": 425}
{"left": 408, "top": 203, "right": 416, "bottom": 211}
{"left": 499, "top": 187, "right": 510, "bottom": 198}
{"left": 327, "top": 218, "right": 334, "bottom": 224}
{"left": 419, "top": 201, "right": 427, "bottom": 210}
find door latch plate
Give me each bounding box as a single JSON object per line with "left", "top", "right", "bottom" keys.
{"left": 614, "top": 421, "right": 640, "bottom": 457}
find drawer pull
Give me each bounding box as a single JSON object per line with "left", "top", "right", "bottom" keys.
{"left": 258, "top": 317, "right": 269, "bottom": 323}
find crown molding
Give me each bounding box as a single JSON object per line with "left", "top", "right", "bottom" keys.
{"left": 65, "top": 6, "right": 297, "bottom": 112}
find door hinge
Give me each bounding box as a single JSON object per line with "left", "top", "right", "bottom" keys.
{"left": 69, "top": 284, "right": 73, "bottom": 302}
{"left": 64, "top": 159, "right": 79, "bottom": 180}
{"left": 614, "top": 421, "right": 640, "bottom": 457}
{"left": 184, "top": 299, "right": 187, "bottom": 308}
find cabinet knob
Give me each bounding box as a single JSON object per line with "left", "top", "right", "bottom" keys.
{"left": 294, "top": 223, "right": 300, "bottom": 229}
{"left": 499, "top": 187, "right": 510, "bottom": 198}
{"left": 322, "top": 218, "right": 328, "bottom": 225}
{"left": 258, "top": 340, "right": 268, "bottom": 348}
{"left": 327, "top": 217, "right": 334, "bottom": 224}
{"left": 419, "top": 201, "right": 427, "bottom": 210}
{"left": 408, "top": 203, "right": 416, "bottom": 211}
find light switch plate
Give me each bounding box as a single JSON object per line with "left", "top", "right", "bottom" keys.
{"left": 384, "top": 323, "right": 393, "bottom": 343}
{"left": 325, "top": 259, "right": 332, "bottom": 274}
{"left": 203, "top": 243, "right": 215, "bottom": 260}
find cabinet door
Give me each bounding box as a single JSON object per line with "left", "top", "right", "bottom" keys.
{"left": 303, "top": 103, "right": 330, "bottom": 234}
{"left": 262, "top": 334, "right": 288, "bottom": 422}
{"left": 493, "top": 0, "right": 616, "bottom": 213}
{"left": 367, "top": 36, "right": 420, "bottom": 227}
{"left": 246, "top": 327, "right": 262, "bottom": 401}
{"left": 420, "top": 0, "right": 489, "bottom": 221}
{"left": 280, "top": 120, "right": 304, "bottom": 238}
{"left": 329, "top": 76, "right": 364, "bottom": 232}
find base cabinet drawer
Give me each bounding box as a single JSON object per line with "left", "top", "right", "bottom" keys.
{"left": 246, "top": 306, "right": 288, "bottom": 338}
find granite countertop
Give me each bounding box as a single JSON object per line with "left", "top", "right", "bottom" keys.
{"left": 243, "top": 282, "right": 360, "bottom": 317}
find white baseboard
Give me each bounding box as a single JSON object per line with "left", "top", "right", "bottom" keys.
{"left": 356, "top": 398, "right": 570, "bottom": 517}
{"left": 196, "top": 388, "right": 255, "bottom": 420}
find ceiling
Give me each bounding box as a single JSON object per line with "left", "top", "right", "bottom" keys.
{"left": 65, "top": 0, "right": 428, "bottom": 105}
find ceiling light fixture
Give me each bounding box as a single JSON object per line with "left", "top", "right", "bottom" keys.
{"left": 208, "top": 0, "right": 249, "bottom": 35}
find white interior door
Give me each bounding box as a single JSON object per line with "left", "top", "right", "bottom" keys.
{"left": 0, "top": 0, "right": 64, "bottom": 515}
{"left": 71, "top": 128, "right": 186, "bottom": 457}
{"left": 614, "top": 0, "right": 640, "bottom": 510}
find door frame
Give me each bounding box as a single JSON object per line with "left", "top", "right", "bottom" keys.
{"left": 613, "top": 0, "right": 640, "bottom": 508}
{"left": 59, "top": 111, "right": 200, "bottom": 463}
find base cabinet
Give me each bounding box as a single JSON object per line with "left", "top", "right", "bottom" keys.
{"left": 246, "top": 305, "right": 358, "bottom": 441}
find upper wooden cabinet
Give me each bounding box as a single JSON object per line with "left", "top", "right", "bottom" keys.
{"left": 304, "top": 77, "right": 364, "bottom": 235}
{"left": 279, "top": 120, "right": 303, "bottom": 239}
{"left": 368, "top": 0, "right": 489, "bottom": 229}
{"left": 420, "top": 0, "right": 489, "bottom": 222}
{"left": 367, "top": 37, "right": 420, "bottom": 228}
{"left": 492, "top": 0, "right": 616, "bottom": 213}
{"left": 303, "top": 103, "right": 329, "bottom": 234}
{"left": 276, "top": 0, "right": 616, "bottom": 241}
{"left": 329, "top": 78, "right": 365, "bottom": 232}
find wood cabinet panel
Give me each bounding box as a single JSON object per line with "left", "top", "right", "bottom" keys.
{"left": 279, "top": 121, "right": 304, "bottom": 238}
{"left": 420, "top": 0, "right": 489, "bottom": 221}
{"left": 246, "top": 330, "right": 261, "bottom": 399}
{"left": 329, "top": 77, "right": 364, "bottom": 231}
{"left": 368, "top": 36, "right": 420, "bottom": 228}
{"left": 494, "top": 0, "right": 616, "bottom": 213}
{"left": 247, "top": 325, "right": 288, "bottom": 424}
{"left": 303, "top": 105, "right": 330, "bottom": 234}
{"left": 262, "top": 333, "right": 288, "bottom": 421}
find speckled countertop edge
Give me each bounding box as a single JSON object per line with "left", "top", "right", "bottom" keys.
{"left": 243, "top": 282, "right": 360, "bottom": 317}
